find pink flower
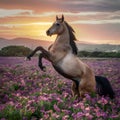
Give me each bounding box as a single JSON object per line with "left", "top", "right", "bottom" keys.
{"left": 101, "top": 97, "right": 108, "bottom": 105}
{"left": 62, "top": 92, "right": 69, "bottom": 98}
{"left": 85, "top": 113, "right": 90, "bottom": 117}
{"left": 85, "top": 107, "right": 90, "bottom": 111}
{"left": 8, "top": 101, "right": 14, "bottom": 106}
{"left": 30, "top": 107, "right": 35, "bottom": 113}
{"left": 85, "top": 113, "right": 93, "bottom": 120}
{"left": 73, "top": 102, "right": 84, "bottom": 109}
{"left": 54, "top": 104, "right": 60, "bottom": 112}
{"left": 98, "top": 97, "right": 108, "bottom": 105}
{"left": 0, "top": 118, "right": 6, "bottom": 120}
{"left": 43, "top": 114, "right": 49, "bottom": 119}
{"left": 96, "top": 112, "right": 101, "bottom": 117}
{"left": 56, "top": 97, "right": 63, "bottom": 103}
{"left": 0, "top": 105, "right": 5, "bottom": 111}
{"left": 16, "top": 93, "right": 21, "bottom": 97}
{"left": 85, "top": 94, "right": 91, "bottom": 100}
{"left": 38, "top": 96, "right": 48, "bottom": 101}
{"left": 21, "top": 79, "right": 26, "bottom": 86}
{"left": 51, "top": 113, "right": 60, "bottom": 118}
{"left": 62, "top": 115, "right": 69, "bottom": 120}
{"left": 75, "top": 112, "right": 84, "bottom": 118}
{"left": 61, "top": 109, "right": 71, "bottom": 114}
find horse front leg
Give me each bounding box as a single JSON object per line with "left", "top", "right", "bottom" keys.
{"left": 26, "top": 46, "right": 51, "bottom": 60}
{"left": 38, "top": 53, "right": 45, "bottom": 71}
{"left": 38, "top": 53, "right": 51, "bottom": 71}
{"left": 26, "top": 46, "right": 52, "bottom": 72}
{"left": 26, "top": 46, "right": 41, "bottom": 60}
{"left": 26, "top": 44, "right": 54, "bottom": 71}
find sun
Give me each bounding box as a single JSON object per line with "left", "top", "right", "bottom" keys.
{"left": 8, "top": 22, "right": 56, "bottom": 41}
{"left": 28, "top": 23, "right": 57, "bottom": 41}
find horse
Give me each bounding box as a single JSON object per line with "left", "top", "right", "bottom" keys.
{"left": 26, "top": 15, "right": 115, "bottom": 99}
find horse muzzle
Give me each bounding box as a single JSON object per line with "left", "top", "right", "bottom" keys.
{"left": 46, "top": 30, "right": 52, "bottom": 36}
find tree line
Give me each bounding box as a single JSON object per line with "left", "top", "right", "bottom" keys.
{"left": 0, "top": 46, "right": 32, "bottom": 57}
{"left": 78, "top": 51, "right": 120, "bottom": 58}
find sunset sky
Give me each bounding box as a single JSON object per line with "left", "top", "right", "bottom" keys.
{"left": 0, "top": 0, "right": 120, "bottom": 44}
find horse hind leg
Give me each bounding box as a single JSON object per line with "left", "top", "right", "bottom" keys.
{"left": 78, "top": 78, "right": 96, "bottom": 98}
{"left": 71, "top": 77, "right": 91, "bottom": 98}
{"left": 79, "top": 88, "right": 88, "bottom": 98}
{"left": 71, "top": 78, "right": 80, "bottom": 98}
{"left": 71, "top": 81, "right": 79, "bottom": 98}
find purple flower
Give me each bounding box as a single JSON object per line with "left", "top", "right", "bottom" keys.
{"left": 0, "top": 118, "right": 6, "bottom": 120}
{"left": 0, "top": 105, "right": 5, "bottom": 111}
{"left": 85, "top": 107, "right": 90, "bottom": 111}
{"left": 73, "top": 102, "right": 85, "bottom": 109}
{"left": 98, "top": 97, "right": 108, "bottom": 105}
{"left": 73, "top": 112, "right": 84, "bottom": 119}
{"left": 62, "top": 115, "right": 69, "bottom": 120}
{"left": 51, "top": 113, "right": 60, "bottom": 118}
{"left": 54, "top": 104, "right": 60, "bottom": 112}
{"left": 21, "top": 79, "right": 26, "bottom": 86}
{"left": 0, "top": 57, "right": 120, "bottom": 119}
{"left": 61, "top": 109, "right": 71, "bottom": 115}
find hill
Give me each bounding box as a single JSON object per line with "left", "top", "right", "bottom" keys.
{"left": 0, "top": 37, "right": 120, "bottom": 52}
{"left": 0, "top": 38, "right": 52, "bottom": 50}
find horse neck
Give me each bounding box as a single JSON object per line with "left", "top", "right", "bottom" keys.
{"left": 55, "top": 23, "right": 70, "bottom": 45}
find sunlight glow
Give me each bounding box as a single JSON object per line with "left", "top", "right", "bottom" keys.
{"left": 0, "top": 9, "right": 120, "bottom": 44}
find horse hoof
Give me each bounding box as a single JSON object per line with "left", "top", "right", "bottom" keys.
{"left": 25, "top": 57, "right": 31, "bottom": 61}
{"left": 40, "top": 66, "right": 46, "bottom": 72}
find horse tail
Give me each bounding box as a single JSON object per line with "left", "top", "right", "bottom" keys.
{"left": 95, "top": 76, "right": 115, "bottom": 99}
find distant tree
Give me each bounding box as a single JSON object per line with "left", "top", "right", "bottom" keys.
{"left": 90, "top": 51, "right": 102, "bottom": 57}
{"left": 78, "top": 51, "right": 91, "bottom": 57}
{"left": 0, "top": 46, "right": 32, "bottom": 56}
{"left": 78, "top": 51, "right": 120, "bottom": 58}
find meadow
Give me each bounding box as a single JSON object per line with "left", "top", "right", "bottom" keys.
{"left": 0, "top": 57, "right": 120, "bottom": 120}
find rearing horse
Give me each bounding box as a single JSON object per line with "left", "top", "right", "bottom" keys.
{"left": 27, "top": 15, "right": 115, "bottom": 99}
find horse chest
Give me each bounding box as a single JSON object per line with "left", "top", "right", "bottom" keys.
{"left": 49, "top": 46, "right": 67, "bottom": 62}
{"left": 57, "top": 53, "right": 80, "bottom": 76}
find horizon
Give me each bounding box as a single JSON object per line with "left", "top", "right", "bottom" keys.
{"left": 0, "top": 0, "right": 120, "bottom": 45}
{"left": 1, "top": 37, "right": 120, "bottom": 46}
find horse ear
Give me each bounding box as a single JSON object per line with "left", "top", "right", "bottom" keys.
{"left": 56, "top": 15, "right": 58, "bottom": 20}
{"left": 61, "top": 14, "right": 64, "bottom": 22}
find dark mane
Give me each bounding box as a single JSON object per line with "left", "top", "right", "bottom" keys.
{"left": 64, "top": 21, "right": 78, "bottom": 55}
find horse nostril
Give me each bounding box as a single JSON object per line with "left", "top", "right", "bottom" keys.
{"left": 46, "top": 30, "right": 50, "bottom": 35}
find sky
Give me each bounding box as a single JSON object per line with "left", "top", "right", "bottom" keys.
{"left": 0, "top": 0, "right": 120, "bottom": 44}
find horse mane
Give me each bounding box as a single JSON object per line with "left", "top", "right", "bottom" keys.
{"left": 64, "top": 21, "right": 78, "bottom": 55}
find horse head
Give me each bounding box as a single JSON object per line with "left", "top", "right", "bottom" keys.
{"left": 46, "top": 15, "right": 65, "bottom": 36}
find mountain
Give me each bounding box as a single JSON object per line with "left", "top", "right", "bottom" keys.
{"left": 0, "top": 37, "right": 120, "bottom": 52}
{"left": 0, "top": 37, "right": 52, "bottom": 50}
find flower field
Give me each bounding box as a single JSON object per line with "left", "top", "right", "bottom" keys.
{"left": 0, "top": 57, "right": 120, "bottom": 120}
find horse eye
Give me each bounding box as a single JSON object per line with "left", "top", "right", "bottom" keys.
{"left": 56, "top": 23, "right": 60, "bottom": 26}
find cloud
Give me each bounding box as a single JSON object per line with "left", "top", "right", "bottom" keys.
{"left": 63, "top": 0, "right": 120, "bottom": 12}
{"left": 0, "top": 10, "right": 120, "bottom": 25}
{"left": 0, "top": 22, "right": 52, "bottom": 28}
{"left": 71, "top": 19, "right": 120, "bottom": 25}
{"left": 0, "top": 0, "right": 120, "bottom": 44}
{"left": 0, "top": 9, "right": 33, "bottom": 18}
{"left": 0, "top": 0, "right": 60, "bottom": 13}
{"left": 0, "top": 0, "right": 120, "bottom": 13}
